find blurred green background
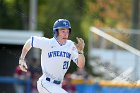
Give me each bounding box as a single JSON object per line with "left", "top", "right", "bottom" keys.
{"left": 0, "top": 0, "right": 140, "bottom": 93}
{"left": 0, "top": 0, "right": 138, "bottom": 73}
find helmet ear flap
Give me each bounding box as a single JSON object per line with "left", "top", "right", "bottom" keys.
{"left": 69, "top": 28, "right": 71, "bottom": 35}
{"left": 54, "top": 29, "right": 58, "bottom": 37}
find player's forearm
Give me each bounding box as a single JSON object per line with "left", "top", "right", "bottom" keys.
{"left": 77, "top": 54, "right": 85, "bottom": 68}
{"left": 20, "top": 39, "right": 32, "bottom": 59}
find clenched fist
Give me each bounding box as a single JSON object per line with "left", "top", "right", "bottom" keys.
{"left": 19, "top": 58, "right": 28, "bottom": 72}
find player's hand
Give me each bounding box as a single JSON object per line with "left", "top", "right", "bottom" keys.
{"left": 75, "top": 37, "right": 85, "bottom": 54}
{"left": 19, "top": 59, "right": 28, "bottom": 72}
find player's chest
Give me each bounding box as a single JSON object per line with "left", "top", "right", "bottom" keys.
{"left": 48, "top": 43, "right": 71, "bottom": 52}
{"left": 44, "top": 45, "right": 72, "bottom": 59}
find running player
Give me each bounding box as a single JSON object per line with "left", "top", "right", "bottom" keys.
{"left": 19, "top": 19, "right": 85, "bottom": 93}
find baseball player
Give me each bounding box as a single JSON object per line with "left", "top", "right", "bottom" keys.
{"left": 19, "top": 19, "right": 85, "bottom": 93}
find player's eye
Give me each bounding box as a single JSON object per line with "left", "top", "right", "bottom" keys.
{"left": 59, "top": 28, "right": 69, "bottom": 34}
{"left": 63, "top": 31, "right": 69, "bottom": 34}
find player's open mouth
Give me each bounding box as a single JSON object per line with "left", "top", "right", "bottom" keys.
{"left": 63, "top": 38, "right": 68, "bottom": 39}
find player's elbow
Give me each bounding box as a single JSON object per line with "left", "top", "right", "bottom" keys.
{"left": 78, "top": 64, "right": 85, "bottom": 69}
{"left": 77, "top": 60, "right": 85, "bottom": 69}
{"left": 23, "top": 38, "right": 32, "bottom": 50}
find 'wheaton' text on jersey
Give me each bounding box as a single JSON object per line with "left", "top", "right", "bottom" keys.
{"left": 48, "top": 51, "right": 71, "bottom": 59}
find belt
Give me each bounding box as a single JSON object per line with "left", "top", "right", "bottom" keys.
{"left": 46, "top": 77, "right": 61, "bottom": 85}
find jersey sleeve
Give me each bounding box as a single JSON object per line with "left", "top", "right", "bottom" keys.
{"left": 31, "top": 36, "right": 49, "bottom": 49}
{"left": 71, "top": 42, "right": 78, "bottom": 64}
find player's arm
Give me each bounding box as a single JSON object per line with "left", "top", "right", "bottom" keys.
{"left": 19, "top": 38, "right": 32, "bottom": 72}
{"left": 75, "top": 37, "right": 85, "bottom": 68}
{"left": 19, "top": 36, "right": 47, "bottom": 72}
{"left": 77, "top": 52, "right": 85, "bottom": 68}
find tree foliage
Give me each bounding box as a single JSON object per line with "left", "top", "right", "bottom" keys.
{"left": 0, "top": 0, "right": 133, "bottom": 74}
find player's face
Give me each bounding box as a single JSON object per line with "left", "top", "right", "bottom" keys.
{"left": 57, "top": 28, "right": 69, "bottom": 44}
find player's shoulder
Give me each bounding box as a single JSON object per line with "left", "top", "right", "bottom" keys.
{"left": 33, "top": 36, "right": 50, "bottom": 40}
{"left": 67, "top": 40, "right": 73, "bottom": 43}
{"left": 32, "top": 36, "right": 52, "bottom": 45}
{"left": 67, "top": 40, "right": 75, "bottom": 46}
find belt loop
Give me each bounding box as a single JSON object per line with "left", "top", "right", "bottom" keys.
{"left": 46, "top": 77, "right": 61, "bottom": 85}
{"left": 53, "top": 80, "right": 61, "bottom": 85}
{"left": 46, "top": 77, "right": 50, "bottom": 81}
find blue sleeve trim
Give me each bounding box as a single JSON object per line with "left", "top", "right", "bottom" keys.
{"left": 31, "top": 36, "right": 34, "bottom": 47}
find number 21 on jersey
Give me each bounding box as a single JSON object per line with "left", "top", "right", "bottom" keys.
{"left": 63, "top": 61, "right": 69, "bottom": 69}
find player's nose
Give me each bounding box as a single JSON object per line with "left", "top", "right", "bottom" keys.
{"left": 63, "top": 32, "right": 69, "bottom": 36}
